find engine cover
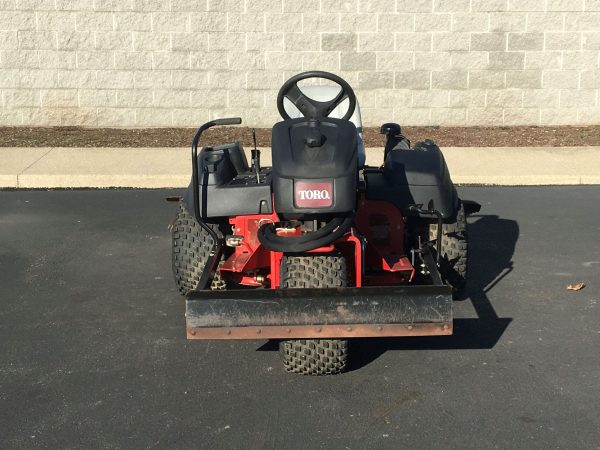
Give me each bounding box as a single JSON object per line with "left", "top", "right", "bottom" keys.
{"left": 271, "top": 117, "right": 358, "bottom": 216}
{"left": 364, "top": 140, "right": 459, "bottom": 220}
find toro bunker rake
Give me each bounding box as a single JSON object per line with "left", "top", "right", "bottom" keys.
{"left": 171, "top": 71, "right": 480, "bottom": 375}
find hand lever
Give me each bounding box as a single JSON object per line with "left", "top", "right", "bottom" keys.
{"left": 251, "top": 128, "right": 261, "bottom": 184}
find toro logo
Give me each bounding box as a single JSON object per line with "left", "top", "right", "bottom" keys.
{"left": 294, "top": 181, "right": 334, "bottom": 208}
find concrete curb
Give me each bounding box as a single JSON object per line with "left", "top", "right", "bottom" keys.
{"left": 1, "top": 146, "right": 599, "bottom": 188}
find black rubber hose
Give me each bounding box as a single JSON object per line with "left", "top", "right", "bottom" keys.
{"left": 257, "top": 216, "right": 354, "bottom": 253}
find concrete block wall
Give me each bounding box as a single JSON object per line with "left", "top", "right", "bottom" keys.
{"left": 0, "top": 0, "right": 599, "bottom": 127}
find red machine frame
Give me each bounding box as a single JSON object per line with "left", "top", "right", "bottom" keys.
{"left": 218, "top": 195, "right": 415, "bottom": 289}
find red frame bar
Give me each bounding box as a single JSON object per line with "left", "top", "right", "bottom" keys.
{"left": 218, "top": 197, "right": 415, "bottom": 289}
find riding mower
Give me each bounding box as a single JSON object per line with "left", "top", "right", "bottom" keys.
{"left": 171, "top": 71, "right": 480, "bottom": 375}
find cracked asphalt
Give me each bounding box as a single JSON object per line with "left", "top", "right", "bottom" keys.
{"left": 1, "top": 187, "right": 599, "bottom": 450}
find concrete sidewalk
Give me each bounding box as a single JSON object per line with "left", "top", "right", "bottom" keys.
{"left": 1, "top": 146, "right": 599, "bottom": 188}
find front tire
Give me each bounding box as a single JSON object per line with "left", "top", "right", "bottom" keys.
{"left": 171, "top": 202, "right": 226, "bottom": 295}
{"left": 429, "top": 203, "right": 468, "bottom": 292}
{"left": 279, "top": 254, "right": 349, "bottom": 375}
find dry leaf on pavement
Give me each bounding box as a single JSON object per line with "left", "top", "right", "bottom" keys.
{"left": 566, "top": 283, "right": 585, "bottom": 291}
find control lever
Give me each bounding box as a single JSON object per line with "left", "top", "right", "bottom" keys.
{"left": 251, "top": 128, "right": 261, "bottom": 184}
{"left": 190, "top": 116, "right": 241, "bottom": 290}
{"left": 380, "top": 122, "right": 410, "bottom": 161}
{"left": 408, "top": 205, "right": 443, "bottom": 266}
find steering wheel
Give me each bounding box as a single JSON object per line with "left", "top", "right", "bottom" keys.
{"left": 277, "top": 71, "right": 357, "bottom": 121}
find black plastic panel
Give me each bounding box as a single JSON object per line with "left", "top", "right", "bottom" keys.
{"left": 184, "top": 142, "right": 273, "bottom": 218}
{"left": 271, "top": 117, "right": 358, "bottom": 215}
{"left": 365, "top": 141, "right": 459, "bottom": 219}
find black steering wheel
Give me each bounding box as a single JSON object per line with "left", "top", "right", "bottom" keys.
{"left": 277, "top": 71, "right": 357, "bottom": 121}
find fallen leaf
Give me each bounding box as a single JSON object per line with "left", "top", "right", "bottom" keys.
{"left": 567, "top": 283, "right": 585, "bottom": 291}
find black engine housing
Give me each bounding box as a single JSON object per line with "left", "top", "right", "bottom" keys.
{"left": 271, "top": 117, "right": 358, "bottom": 216}
{"left": 365, "top": 140, "right": 459, "bottom": 220}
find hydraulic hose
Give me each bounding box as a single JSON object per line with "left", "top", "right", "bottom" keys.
{"left": 257, "top": 215, "right": 354, "bottom": 253}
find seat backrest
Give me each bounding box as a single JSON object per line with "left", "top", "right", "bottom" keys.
{"left": 282, "top": 85, "right": 366, "bottom": 167}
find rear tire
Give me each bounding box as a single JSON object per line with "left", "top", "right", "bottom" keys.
{"left": 279, "top": 254, "right": 348, "bottom": 375}
{"left": 171, "top": 202, "right": 226, "bottom": 295}
{"left": 429, "top": 203, "right": 468, "bottom": 292}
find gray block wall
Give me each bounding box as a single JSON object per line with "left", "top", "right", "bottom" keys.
{"left": 0, "top": 0, "right": 599, "bottom": 127}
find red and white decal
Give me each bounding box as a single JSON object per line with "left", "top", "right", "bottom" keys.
{"left": 294, "top": 181, "right": 334, "bottom": 208}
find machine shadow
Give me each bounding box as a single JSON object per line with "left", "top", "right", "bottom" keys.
{"left": 346, "top": 214, "right": 519, "bottom": 371}
{"left": 256, "top": 214, "right": 519, "bottom": 371}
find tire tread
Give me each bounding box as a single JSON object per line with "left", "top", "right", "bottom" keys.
{"left": 429, "top": 204, "right": 468, "bottom": 290}
{"left": 171, "top": 202, "right": 225, "bottom": 294}
{"left": 279, "top": 254, "right": 348, "bottom": 376}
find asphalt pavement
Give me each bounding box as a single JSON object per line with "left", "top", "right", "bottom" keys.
{"left": 1, "top": 187, "right": 599, "bottom": 450}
